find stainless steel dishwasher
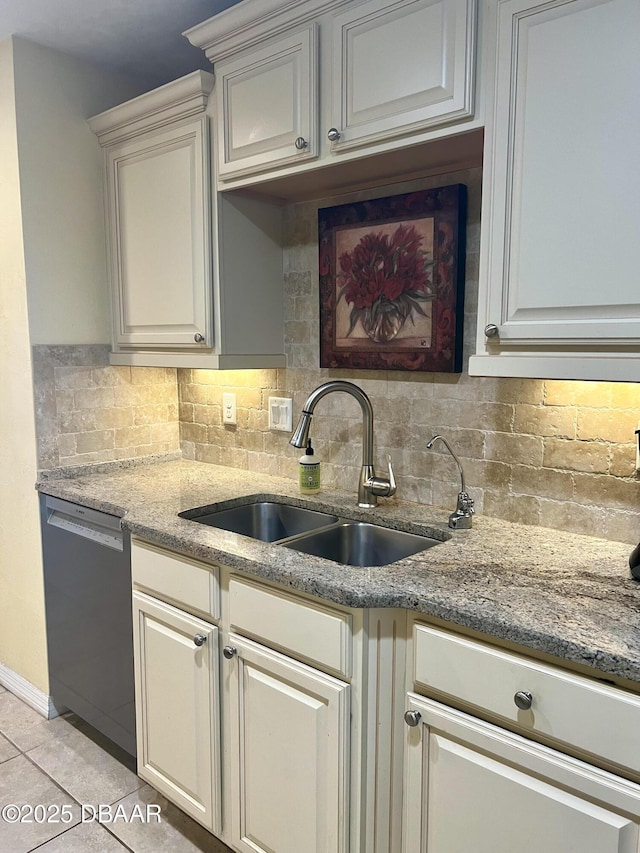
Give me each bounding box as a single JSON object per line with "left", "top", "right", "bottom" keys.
{"left": 39, "top": 494, "right": 135, "bottom": 756}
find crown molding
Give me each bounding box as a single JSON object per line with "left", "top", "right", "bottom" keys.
{"left": 89, "top": 70, "right": 214, "bottom": 146}
{"left": 184, "top": 0, "right": 352, "bottom": 63}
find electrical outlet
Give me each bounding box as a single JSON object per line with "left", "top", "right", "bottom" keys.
{"left": 636, "top": 420, "right": 640, "bottom": 472}
{"left": 222, "top": 392, "right": 237, "bottom": 425}
{"left": 268, "top": 397, "right": 293, "bottom": 432}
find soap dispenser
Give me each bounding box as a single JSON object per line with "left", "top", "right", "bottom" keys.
{"left": 299, "top": 438, "right": 320, "bottom": 495}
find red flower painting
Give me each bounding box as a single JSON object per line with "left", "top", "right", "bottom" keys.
{"left": 337, "top": 224, "right": 434, "bottom": 343}
{"left": 318, "top": 185, "right": 466, "bottom": 372}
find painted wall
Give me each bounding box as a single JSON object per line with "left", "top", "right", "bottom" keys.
{"left": 0, "top": 38, "right": 49, "bottom": 693}
{"left": 0, "top": 37, "right": 147, "bottom": 694}
{"left": 13, "top": 36, "right": 146, "bottom": 346}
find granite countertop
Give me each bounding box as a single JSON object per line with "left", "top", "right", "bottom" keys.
{"left": 37, "top": 457, "right": 640, "bottom": 687}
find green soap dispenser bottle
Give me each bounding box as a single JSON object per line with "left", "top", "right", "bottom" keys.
{"left": 299, "top": 438, "right": 320, "bottom": 494}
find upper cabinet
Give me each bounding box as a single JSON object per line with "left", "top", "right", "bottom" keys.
{"left": 470, "top": 0, "right": 640, "bottom": 382}
{"left": 330, "top": 0, "right": 476, "bottom": 150}
{"left": 185, "top": 0, "right": 478, "bottom": 187}
{"left": 216, "top": 25, "right": 319, "bottom": 179}
{"left": 93, "top": 87, "right": 212, "bottom": 353}
{"left": 90, "top": 72, "right": 286, "bottom": 369}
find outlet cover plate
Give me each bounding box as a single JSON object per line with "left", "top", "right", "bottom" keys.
{"left": 222, "top": 392, "right": 237, "bottom": 425}
{"left": 269, "top": 397, "right": 293, "bottom": 431}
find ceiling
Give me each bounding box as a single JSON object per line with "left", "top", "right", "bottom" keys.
{"left": 0, "top": 0, "right": 241, "bottom": 88}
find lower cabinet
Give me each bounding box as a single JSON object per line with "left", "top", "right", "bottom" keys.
{"left": 404, "top": 621, "right": 640, "bottom": 853}
{"left": 130, "top": 540, "right": 390, "bottom": 853}
{"left": 131, "top": 540, "right": 640, "bottom": 853}
{"left": 225, "top": 633, "right": 350, "bottom": 853}
{"left": 402, "top": 694, "right": 640, "bottom": 853}
{"left": 132, "top": 591, "right": 221, "bottom": 834}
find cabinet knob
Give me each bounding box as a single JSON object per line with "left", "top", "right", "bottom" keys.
{"left": 514, "top": 690, "right": 533, "bottom": 710}
{"left": 223, "top": 645, "right": 237, "bottom": 660}
{"left": 194, "top": 333, "right": 205, "bottom": 343}
{"left": 484, "top": 324, "right": 500, "bottom": 339}
{"left": 404, "top": 709, "right": 422, "bottom": 727}
{"left": 193, "top": 634, "right": 207, "bottom": 647}
{"left": 294, "top": 136, "right": 308, "bottom": 150}
{"left": 327, "top": 127, "right": 341, "bottom": 142}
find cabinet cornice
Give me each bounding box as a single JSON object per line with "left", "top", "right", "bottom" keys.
{"left": 184, "top": 0, "right": 352, "bottom": 62}
{"left": 88, "top": 70, "right": 214, "bottom": 146}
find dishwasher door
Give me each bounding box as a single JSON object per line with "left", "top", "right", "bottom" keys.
{"left": 40, "top": 494, "right": 135, "bottom": 757}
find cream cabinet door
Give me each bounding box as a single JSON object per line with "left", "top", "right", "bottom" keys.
{"left": 132, "top": 591, "right": 221, "bottom": 833}
{"left": 330, "top": 0, "right": 476, "bottom": 150}
{"left": 471, "top": 0, "right": 640, "bottom": 380}
{"left": 403, "top": 694, "right": 640, "bottom": 853}
{"left": 216, "top": 25, "right": 318, "bottom": 179}
{"left": 105, "top": 117, "right": 211, "bottom": 349}
{"left": 225, "top": 633, "right": 350, "bottom": 853}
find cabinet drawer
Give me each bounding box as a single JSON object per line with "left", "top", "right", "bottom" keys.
{"left": 228, "top": 576, "right": 351, "bottom": 677}
{"left": 413, "top": 623, "right": 640, "bottom": 776}
{"left": 132, "top": 540, "right": 219, "bottom": 620}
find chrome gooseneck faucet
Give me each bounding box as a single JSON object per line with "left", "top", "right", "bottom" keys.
{"left": 426, "top": 434, "right": 474, "bottom": 529}
{"left": 290, "top": 380, "right": 396, "bottom": 508}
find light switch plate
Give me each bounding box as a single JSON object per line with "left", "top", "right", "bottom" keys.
{"left": 222, "top": 392, "right": 237, "bottom": 425}
{"left": 269, "top": 397, "right": 293, "bottom": 431}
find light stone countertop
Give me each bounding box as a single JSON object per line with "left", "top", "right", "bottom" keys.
{"left": 36, "top": 457, "right": 640, "bottom": 687}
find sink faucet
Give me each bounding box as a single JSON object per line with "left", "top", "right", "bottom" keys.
{"left": 426, "top": 434, "right": 474, "bottom": 529}
{"left": 290, "top": 380, "right": 396, "bottom": 508}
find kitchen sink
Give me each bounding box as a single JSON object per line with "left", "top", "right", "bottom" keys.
{"left": 179, "top": 500, "right": 339, "bottom": 543}
{"left": 180, "top": 497, "right": 443, "bottom": 566}
{"left": 282, "top": 521, "right": 441, "bottom": 567}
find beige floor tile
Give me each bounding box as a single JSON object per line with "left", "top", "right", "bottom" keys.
{"left": 27, "top": 720, "right": 143, "bottom": 806}
{"left": 36, "top": 821, "right": 130, "bottom": 851}
{"left": 0, "top": 692, "right": 74, "bottom": 752}
{"left": 0, "top": 754, "right": 81, "bottom": 853}
{"left": 0, "top": 732, "right": 19, "bottom": 764}
{"left": 106, "top": 783, "right": 233, "bottom": 852}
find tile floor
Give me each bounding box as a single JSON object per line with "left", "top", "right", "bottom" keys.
{"left": 0, "top": 684, "right": 233, "bottom": 852}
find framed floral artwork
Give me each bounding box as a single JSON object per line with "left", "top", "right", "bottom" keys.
{"left": 318, "top": 184, "right": 466, "bottom": 372}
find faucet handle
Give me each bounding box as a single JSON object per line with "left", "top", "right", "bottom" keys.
{"left": 448, "top": 491, "right": 474, "bottom": 529}
{"left": 386, "top": 455, "right": 397, "bottom": 496}
{"left": 449, "top": 497, "right": 474, "bottom": 528}
{"left": 457, "top": 491, "right": 474, "bottom": 514}
{"left": 365, "top": 454, "right": 397, "bottom": 499}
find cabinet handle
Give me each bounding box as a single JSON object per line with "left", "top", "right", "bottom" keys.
{"left": 404, "top": 709, "right": 422, "bottom": 727}
{"left": 294, "top": 137, "right": 308, "bottom": 150}
{"left": 223, "top": 645, "right": 237, "bottom": 659}
{"left": 484, "top": 324, "right": 499, "bottom": 339}
{"left": 194, "top": 333, "right": 205, "bottom": 343}
{"left": 193, "top": 634, "right": 207, "bottom": 647}
{"left": 327, "top": 128, "right": 341, "bottom": 142}
{"left": 514, "top": 690, "right": 533, "bottom": 710}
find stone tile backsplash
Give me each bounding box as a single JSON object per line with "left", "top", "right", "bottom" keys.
{"left": 31, "top": 169, "right": 640, "bottom": 544}
{"left": 33, "top": 345, "right": 180, "bottom": 470}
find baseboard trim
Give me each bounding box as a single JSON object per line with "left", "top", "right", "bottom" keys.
{"left": 0, "top": 662, "right": 63, "bottom": 719}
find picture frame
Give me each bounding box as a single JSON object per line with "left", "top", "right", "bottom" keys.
{"left": 318, "top": 184, "right": 466, "bottom": 372}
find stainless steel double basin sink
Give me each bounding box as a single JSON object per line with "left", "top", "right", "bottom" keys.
{"left": 179, "top": 497, "right": 443, "bottom": 567}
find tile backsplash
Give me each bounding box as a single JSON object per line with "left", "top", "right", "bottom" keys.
{"left": 33, "top": 345, "right": 180, "bottom": 469}
{"left": 31, "top": 169, "right": 640, "bottom": 544}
